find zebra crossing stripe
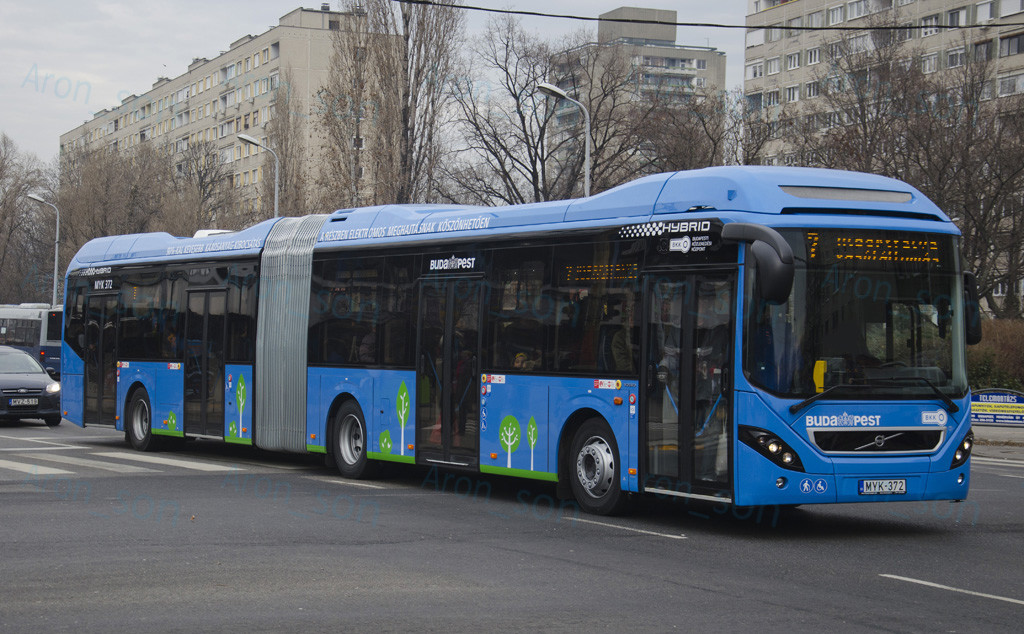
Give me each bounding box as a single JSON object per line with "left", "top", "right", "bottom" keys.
{"left": 0, "top": 458, "right": 74, "bottom": 476}
{"left": 92, "top": 451, "right": 243, "bottom": 471}
{"left": 16, "top": 453, "right": 159, "bottom": 474}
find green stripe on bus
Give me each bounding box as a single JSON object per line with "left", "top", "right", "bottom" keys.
{"left": 152, "top": 429, "right": 183, "bottom": 438}
{"left": 368, "top": 452, "right": 415, "bottom": 464}
{"left": 225, "top": 437, "right": 253, "bottom": 446}
{"left": 480, "top": 465, "right": 558, "bottom": 482}
{"left": 306, "top": 444, "right": 327, "bottom": 454}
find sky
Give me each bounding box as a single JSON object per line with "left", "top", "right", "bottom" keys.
{"left": 0, "top": 0, "right": 749, "bottom": 163}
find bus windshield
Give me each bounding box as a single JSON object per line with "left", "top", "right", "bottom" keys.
{"left": 745, "top": 229, "right": 968, "bottom": 400}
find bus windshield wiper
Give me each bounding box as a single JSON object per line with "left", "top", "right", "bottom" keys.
{"left": 864, "top": 376, "right": 960, "bottom": 413}
{"left": 788, "top": 384, "right": 871, "bottom": 415}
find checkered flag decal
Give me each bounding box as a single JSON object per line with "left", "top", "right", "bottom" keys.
{"left": 618, "top": 222, "right": 665, "bottom": 239}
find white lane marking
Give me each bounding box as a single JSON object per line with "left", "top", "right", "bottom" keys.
{"left": 571, "top": 517, "right": 687, "bottom": 540}
{"left": 312, "top": 477, "right": 386, "bottom": 489}
{"left": 18, "top": 453, "right": 159, "bottom": 474}
{"left": 0, "top": 459, "right": 74, "bottom": 476}
{"left": 0, "top": 446, "right": 85, "bottom": 452}
{"left": 92, "top": 451, "right": 242, "bottom": 472}
{"left": 973, "top": 457, "right": 1024, "bottom": 468}
{"left": 880, "top": 575, "right": 1024, "bottom": 606}
{"left": 0, "top": 436, "right": 86, "bottom": 450}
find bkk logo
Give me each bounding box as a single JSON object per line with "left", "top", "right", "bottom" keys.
{"left": 805, "top": 412, "right": 882, "bottom": 427}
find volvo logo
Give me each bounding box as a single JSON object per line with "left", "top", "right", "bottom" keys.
{"left": 874, "top": 435, "right": 887, "bottom": 447}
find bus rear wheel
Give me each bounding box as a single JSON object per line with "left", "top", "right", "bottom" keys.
{"left": 568, "top": 418, "right": 627, "bottom": 516}
{"left": 127, "top": 388, "right": 158, "bottom": 452}
{"left": 331, "top": 401, "right": 377, "bottom": 479}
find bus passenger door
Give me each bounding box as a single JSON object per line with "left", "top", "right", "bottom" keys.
{"left": 184, "top": 290, "right": 226, "bottom": 437}
{"left": 643, "top": 272, "right": 735, "bottom": 500}
{"left": 415, "top": 277, "right": 481, "bottom": 468}
{"left": 84, "top": 294, "right": 118, "bottom": 427}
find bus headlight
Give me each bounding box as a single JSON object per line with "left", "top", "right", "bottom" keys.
{"left": 45, "top": 382, "right": 61, "bottom": 394}
{"left": 950, "top": 430, "right": 974, "bottom": 469}
{"left": 740, "top": 426, "right": 805, "bottom": 472}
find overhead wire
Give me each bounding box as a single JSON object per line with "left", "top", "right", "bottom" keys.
{"left": 392, "top": 0, "right": 1024, "bottom": 33}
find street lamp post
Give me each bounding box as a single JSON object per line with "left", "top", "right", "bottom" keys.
{"left": 27, "top": 194, "right": 60, "bottom": 307}
{"left": 237, "top": 133, "right": 280, "bottom": 218}
{"left": 535, "top": 82, "right": 591, "bottom": 198}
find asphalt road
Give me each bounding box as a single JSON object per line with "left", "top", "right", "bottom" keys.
{"left": 2, "top": 421, "right": 1022, "bottom": 632}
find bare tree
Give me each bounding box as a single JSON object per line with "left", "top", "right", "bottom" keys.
{"left": 319, "top": 0, "right": 462, "bottom": 207}
{"left": 439, "top": 15, "right": 568, "bottom": 205}
{"left": 263, "top": 69, "right": 311, "bottom": 216}
{"left": 0, "top": 133, "right": 49, "bottom": 303}
{"left": 172, "top": 140, "right": 238, "bottom": 232}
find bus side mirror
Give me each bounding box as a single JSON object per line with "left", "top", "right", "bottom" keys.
{"left": 722, "top": 223, "right": 794, "bottom": 305}
{"left": 964, "top": 271, "right": 982, "bottom": 345}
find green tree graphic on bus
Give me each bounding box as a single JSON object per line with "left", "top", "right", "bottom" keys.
{"left": 380, "top": 430, "right": 393, "bottom": 454}
{"left": 168, "top": 411, "right": 177, "bottom": 431}
{"left": 527, "top": 416, "right": 538, "bottom": 471}
{"left": 237, "top": 374, "right": 247, "bottom": 433}
{"left": 499, "top": 415, "right": 521, "bottom": 468}
{"left": 396, "top": 381, "right": 410, "bottom": 455}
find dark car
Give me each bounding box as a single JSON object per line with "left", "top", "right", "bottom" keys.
{"left": 0, "top": 345, "right": 61, "bottom": 426}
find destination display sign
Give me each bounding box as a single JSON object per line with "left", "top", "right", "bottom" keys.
{"left": 805, "top": 230, "right": 952, "bottom": 269}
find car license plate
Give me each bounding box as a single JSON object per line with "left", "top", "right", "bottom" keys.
{"left": 9, "top": 398, "right": 39, "bottom": 407}
{"left": 859, "top": 479, "right": 907, "bottom": 495}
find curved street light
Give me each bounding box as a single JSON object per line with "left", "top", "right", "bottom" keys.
{"left": 26, "top": 193, "right": 60, "bottom": 307}
{"left": 237, "top": 133, "right": 280, "bottom": 218}
{"left": 536, "top": 82, "right": 591, "bottom": 198}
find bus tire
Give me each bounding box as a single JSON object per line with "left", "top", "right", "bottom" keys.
{"left": 331, "top": 400, "right": 377, "bottom": 479}
{"left": 568, "top": 418, "right": 627, "bottom": 516}
{"left": 126, "top": 388, "right": 158, "bottom": 452}
{"left": 44, "top": 416, "right": 61, "bottom": 427}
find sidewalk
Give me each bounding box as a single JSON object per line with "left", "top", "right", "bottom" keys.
{"left": 974, "top": 425, "right": 1024, "bottom": 447}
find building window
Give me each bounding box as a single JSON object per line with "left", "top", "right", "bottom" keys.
{"left": 999, "top": 72, "right": 1024, "bottom": 96}
{"left": 765, "top": 90, "right": 780, "bottom": 106}
{"left": 696, "top": 59, "right": 707, "bottom": 70}
{"left": 746, "top": 28, "right": 765, "bottom": 48}
{"left": 897, "top": 23, "right": 914, "bottom": 42}
{"left": 948, "top": 47, "right": 966, "bottom": 68}
{"left": 353, "top": 136, "right": 364, "bottom": 149}
{"left": 848, "top": 1, "right": 868, "bottom": 20}
{"left": 828, "top": 5, "right": 845, "bottom": 25}
{"left": 922, "top": 52, "right": 939, "bottom": 73}
{"left": 948, "top": 8, "right": 966, "bottom": 27}
{"left": 921, "top": 15, "right": 941, "bottom": 37}
{"left": 807, "top": 11, "right": 824, "bottom": 28}
{"left": 785, "top": 85, "right": 800, "bottom": 102}
{"left": 1004, "top": 1, "right": 1024, "bottom": 16}
{"left": 767, "top": 24, "right": 783, "bottom": 42}
{"left": 1001, "top": 33, "right": 1024, "bottom": 57}
{"left": 747, "top": 60, "right": 765, "bottom": 80}
{"left": 975, "top": 40, "right": 994, "bottom": 61}
{"left": 786, "top": 52, "right": 801, "bottom": 70}
{"left": 787, "top": 16, "right": 802, "bottom": 37}
{"left": 807, "top": 47, "right": 821, "bottom": 65}
{"left": 766, "top": 57, "right": 781, "bottom": 74}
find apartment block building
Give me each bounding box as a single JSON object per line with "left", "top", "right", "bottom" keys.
{"left": 59, "top": 5, "right": 356, "bottom": 217}
{"left": 744, "top": 0, "right": 1024, "bottom": 163}
{"left": 597, "top": 7, "right": 728, "bottom": 96}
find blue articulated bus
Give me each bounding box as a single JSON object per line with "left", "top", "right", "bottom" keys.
{"left": 0, "top": 303, "right": 63, "bottom": 374}
{"left": 61, "top": 166, "right": 981, "bottom": 514}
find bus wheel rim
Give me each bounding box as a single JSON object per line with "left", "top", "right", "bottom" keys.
{"left": 339, "top": 413, "right": 364, "bottom": 465}
{"left": 132, "top": 398, "right": 150, "bottom": 440}
{"left": 576, "top": 435, "right": 613, "bottom": 499}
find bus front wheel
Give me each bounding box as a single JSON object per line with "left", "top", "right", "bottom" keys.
{"left": 568, "top": 418, "right": 627, "bottom": 516}
{"left": 331, "top": 401, "right": 377, "bottom": 479}
{"left": 127, "top": 388, "right": 158, "bottom": 452}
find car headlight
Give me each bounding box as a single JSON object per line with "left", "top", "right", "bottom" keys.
{"left": 45, "top": 382, "right": 61, "bottom": 394}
